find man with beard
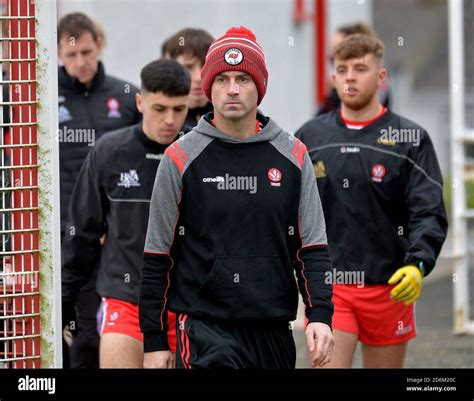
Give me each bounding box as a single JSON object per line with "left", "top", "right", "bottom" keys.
{"left": 296, "top": 34, "right": 447, "bottom": 368}
{"left": 316, "top": 22, "right": 391, "bottom": 116}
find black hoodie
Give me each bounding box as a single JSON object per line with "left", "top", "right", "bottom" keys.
{"left": 139, "top": 113, "right": 334, "bottom": 352}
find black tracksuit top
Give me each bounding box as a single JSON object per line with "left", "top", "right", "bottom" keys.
{"left": 58, "top": 62, "right": 141, "bottom": 234}
{"left": 296, "top": 109, "right": 448, "bottom": 283}
{"left": 62, "top": 124, "right": 173, "bottom": 304}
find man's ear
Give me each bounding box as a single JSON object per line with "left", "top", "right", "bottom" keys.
{"left": 96, "top": 36, "right": 105, "bottom": 57}
{"left": 378, "top": 67, "right": 388, "bottom": 87}
{"left": 136, "top": 93, "right": 144, "bottom": 114}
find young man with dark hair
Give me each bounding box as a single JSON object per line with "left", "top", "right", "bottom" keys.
{"left": 62, "top": 59, "right": 190, "bottom": 368}
{"left": 296, "top": 34, "right": 448, "bottom": 368}
{"left": 162, "top": 28, "right": 214, "bottom": 128}
{"left": 140, "top": 27, "right": 334, "bottom": 369}
{"left": 57, "top": 12, "right": 141, "bottom": 368}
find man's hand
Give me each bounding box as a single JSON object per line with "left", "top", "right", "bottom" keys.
{"left": 305, "top": 322, "right": 334, "bottom": 368}
{"left": 143, "top": 351, "right": 176, "bottom": 369}
{"left": 62, "top": 301, "right": 78, "bottom": 345}
{"left": 388, "top": 265, "right": 423, "bottom": 305}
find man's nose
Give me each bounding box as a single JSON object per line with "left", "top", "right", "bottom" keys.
{"left": 227, "top": 81, "right": 240, "bottom": 95}
{"left": 191, "top": 66, "right": 201, "bottom": 84}
{"left": 164, "top": 110, "right": 175, "bottom": 125}
{"left": 346, "top": 68, "right": 356, "bottom": 81}
{"left": 76, "top": 54, "right": 86, "bottom": 68}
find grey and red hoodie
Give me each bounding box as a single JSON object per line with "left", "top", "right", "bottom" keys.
{"left": 139, "top": 113, "right": 333, "bottom": 352}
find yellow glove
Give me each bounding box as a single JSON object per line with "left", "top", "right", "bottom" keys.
{"left": 388, "top": 264, "right": 423, "bottom": 305}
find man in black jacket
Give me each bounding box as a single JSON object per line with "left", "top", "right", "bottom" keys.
{"left": 57, "top": 12, "right": 141, "bottom": 368}
{"left": 62, "top": 59, "right": 191, "bottom": 368}
{"left": 140, "top": 26, "right": 334, "bottom": 369}
{"left": 296, "top": 34, "right": 448, "bottom": 368}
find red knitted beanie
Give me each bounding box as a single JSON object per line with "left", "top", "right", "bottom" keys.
{"left": 201, "top": 26, "right": 268, "bottom": 105}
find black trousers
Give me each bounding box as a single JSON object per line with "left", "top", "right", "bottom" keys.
{"left": 63, "top": 279, "right": 101, "bottom": 369}
{"left": 175, "top": 314, "right": 296, "bottom": 369}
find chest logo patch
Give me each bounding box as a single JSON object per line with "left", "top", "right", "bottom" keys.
{"left": 314, "top": 161, "right": 326, "bottom": 178}
{"left": 107, "top": 97, "right": 122, "bottom": 118}
{"left": 268, "top": 168, "right": 282, "bottom": 187}
{"left": 58, "top": 104, "right": 72, "bottom": 124}
{"left": 118, "top": 170, "right": 140, "bottom": 188}
{"left": 371, "top": 164, "right": 386, "bottom": 183}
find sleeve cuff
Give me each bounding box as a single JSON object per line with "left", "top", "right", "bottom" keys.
{"left": 306, "top": 306, "right": 333, "bottom": 330}
{"left": 143, "top": 331, "right": 170, "bottom": 353}
{"left": 404, "top": 258, "right": 430, "bottom": 277}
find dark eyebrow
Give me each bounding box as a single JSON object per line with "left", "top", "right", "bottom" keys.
{"left": 216, "top": 73, "right": 250, "bottom": 78}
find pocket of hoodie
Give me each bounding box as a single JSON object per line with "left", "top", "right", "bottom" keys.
{"left": 197, "top": 256, "right": 294, "bottom": 317}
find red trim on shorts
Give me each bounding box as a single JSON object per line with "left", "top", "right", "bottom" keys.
{"left": 178, "top": 314, "right": 192, "bottom": 369}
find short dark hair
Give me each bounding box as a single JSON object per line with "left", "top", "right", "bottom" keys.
{"left": 140, "top": 59, "right": 191, "bottom": 97}
{"left": 57, "top": 12, "right": 98, "bottom": 44}
{"left": 163, "top": 28, "right": 214, "bottom": 65}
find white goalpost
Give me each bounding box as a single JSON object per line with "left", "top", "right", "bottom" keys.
{"left": 0, "top": 0, "right": 61, "bottom": 368}
{"left": 449, "top": 0, "right": 474, "bottom": 335}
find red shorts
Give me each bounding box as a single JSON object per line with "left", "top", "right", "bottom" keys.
{"left": 332, "top": 284, "right": 416, "bottom": 346}
{"left": 98, "top": 298, "right": 177, "bottom": 353}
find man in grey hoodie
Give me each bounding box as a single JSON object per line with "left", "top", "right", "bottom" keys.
{"left": 139, "top": 26, "right": 334, "bottom": 369}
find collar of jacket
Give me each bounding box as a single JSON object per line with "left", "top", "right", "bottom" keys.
{"left": 187, "top": 102, "right": 213, "bottom": 121}
{"left": 197, "top": 112, "right": 280, "bottom": 144}
{"left": 133, "top": 123, "right": 180, "bottom": 152}
{"left": 58, "top": 61, "right": 106, "bottom": 93}
{"left": 335, "top": 106, "right": 393, "bottom": 131}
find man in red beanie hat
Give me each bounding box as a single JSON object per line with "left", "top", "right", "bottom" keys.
{"left": 139, "top": 26, "right": 334, "bottom": 369}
